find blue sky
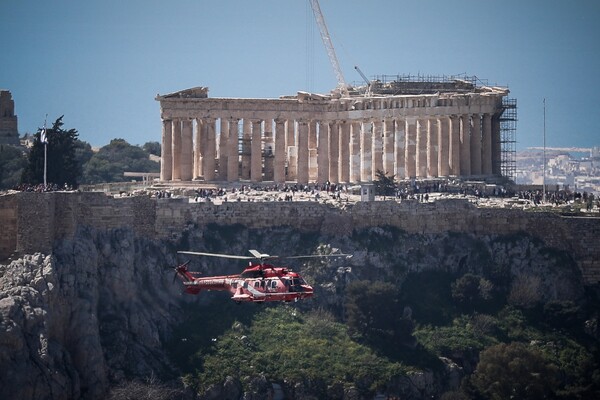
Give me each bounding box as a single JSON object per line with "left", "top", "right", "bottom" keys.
{"left": 1, "top": 0, "right": 599, "bottom": 150}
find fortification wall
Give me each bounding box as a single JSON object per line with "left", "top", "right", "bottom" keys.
{"left": 1, "top": 192, "right": 599, "bottom": 284}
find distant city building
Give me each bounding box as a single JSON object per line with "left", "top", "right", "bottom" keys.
{"left": 0, "top": 90, "right": 20, "bottom": 146}
{"left": 516, "top": 149, "right": 600, "bottom": 195}
{"left": 156, "top": 76, "right": 517, "bottom": 184}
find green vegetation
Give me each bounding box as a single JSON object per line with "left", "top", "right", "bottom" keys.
{"left": 471, "top": 342, "right": 559, "bottom": 400}
{"left": 82, "top": 138, "right": 158, "bottom": 184}
{"left": 373, "top": 169, "right": 396, "bottom": 198}
{"left": 165, "top": 226, "right": 600, "bottom": 399}
{"left": 0, "top": 118, "right": 160, "bottom": 188}
{"left": 0, "top": 144, "right": 27, "bottom": 189}
{"left": 142, "top": 141, "right": 161, "bottom": 157}
{"left": 176, "top": 306, "right": 407, "bottom": 397}
{"left": 21, "top": 116, "right": 81, "bottom": 187}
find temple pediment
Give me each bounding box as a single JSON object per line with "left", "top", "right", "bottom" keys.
{"left": 158, "top": 86, "right": 209, "bottom": 100}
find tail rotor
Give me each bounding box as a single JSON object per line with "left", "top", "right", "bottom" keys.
{"left": 170, "top": 260, "right": 191, "bottom": 284}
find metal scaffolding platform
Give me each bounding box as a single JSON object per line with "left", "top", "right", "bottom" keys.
{"left": 500, "top": 98, "right": 517, "bottom": 181}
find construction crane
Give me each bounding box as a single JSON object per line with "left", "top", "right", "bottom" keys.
{"left": 308, "top": 0, "right": 350, "bottom": 97}
{"left": 354, "top": 65, "right": 372, "bottom": 97}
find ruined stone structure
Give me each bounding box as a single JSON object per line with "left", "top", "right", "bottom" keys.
{"left": 0, "top": 90, "right": 19, "bottom": 146}
{"left": 156, "top": 78, "right": 509, "bottom": 184}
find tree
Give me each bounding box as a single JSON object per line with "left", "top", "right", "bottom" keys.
{"left": 21, "top": 116, "right": 81, "bottom": 187}
{"left": 142, "top": 141, "right": 161, "bottom": 156}
{"left": 471, "top": 342, "right": 559, "bottom": 399}
{"left": 374, "top": 169, "right": 396, "bottom": 199}
{"left": 0, "top": 145, "right": 27, "bottom": 189}
{"left": 81, "top": 138, "right": 159, "bottom": 184}
{"left": 345, "top": 280, "right": 414, "bottom": 356}
{"left": 74, "top": 139, "right": 94, "bottom": 171}
{"left": 451, "top": 273, "right": 493, "bottom": 311}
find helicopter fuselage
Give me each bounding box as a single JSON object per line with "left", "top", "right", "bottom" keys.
{"left": 175, "top": 263, "right": 314, "bottom": 303}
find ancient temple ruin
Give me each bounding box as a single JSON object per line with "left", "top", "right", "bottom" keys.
{"left": 156, "top": 75, "right": 516, "bottom": 184}
{"left": 0, "top": 90, "right": 19, "bottom": 146}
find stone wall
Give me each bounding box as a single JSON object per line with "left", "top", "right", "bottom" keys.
{"left": 0, "top": 194, "right": 17, "bottom": 258}
{"left": 1, "top": 191, "right": 599, "bottom": 284}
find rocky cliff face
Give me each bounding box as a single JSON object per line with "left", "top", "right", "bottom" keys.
{"left": 0, "top": 226, "right": 183, "bottom": 400}
{"left": 0, "top": 222, "right": 587, "bottom": 400}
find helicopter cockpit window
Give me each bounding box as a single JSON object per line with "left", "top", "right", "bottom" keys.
{"left": 254, "top": 281, "right": 260, "bottom": 288}
{"left": 292, "top": 278, "right": 302, "bottom": 286}
{"left": 261, "top": 280, "right": 266, "bottom": 288}
{"left": 271, "top": 280, "right": 278, "bottom": 289}
{"left": 232, "top": 282, "right": 238, "bottom": 289}
{"left": 243, "top": 282, "right": 248, "bottom": 289}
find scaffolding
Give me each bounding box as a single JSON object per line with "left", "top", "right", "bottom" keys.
{"left": 351, "top": 73, "right": 492, "bottom": 96}
{"left": 500, "top": 98, "right": 517, "bottom": 181}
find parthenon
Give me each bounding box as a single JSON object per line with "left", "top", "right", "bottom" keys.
{"left": 156, "top": 76, "right": 513, "bottom": 184}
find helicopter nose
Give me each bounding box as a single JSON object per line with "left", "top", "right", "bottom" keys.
{"left": 303, "top": 285, "right": 314, "bottom": 297}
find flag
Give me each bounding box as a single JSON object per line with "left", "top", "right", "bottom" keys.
{"left": 40, "top": 126, "right": 47, "bottom": 144}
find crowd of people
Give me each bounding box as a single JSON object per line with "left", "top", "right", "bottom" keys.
{"left": 6, "top": 178, "right": 598, "bottom": 212}
{"left": 12, "top": 183, "right": 73, "bottom": 192}
{"left": 516, "top": 189, "right": 597, "bottom": 210}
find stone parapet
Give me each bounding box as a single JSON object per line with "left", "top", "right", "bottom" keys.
{"left": 1, "top": 192, "right": 599, "bottom": 284}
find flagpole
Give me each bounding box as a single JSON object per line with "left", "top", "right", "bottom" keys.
{"left": 543, "top": 99, "right": 546, "bottom": 204}
{"left": 43, "top": 114, "right": 48, "bottom": 188}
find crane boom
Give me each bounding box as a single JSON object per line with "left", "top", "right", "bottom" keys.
{"left": 308, "top": 0, "right": 349, "bottom": 97}
{"left": 354, "top": 65, "right": 372, "bottom": 96}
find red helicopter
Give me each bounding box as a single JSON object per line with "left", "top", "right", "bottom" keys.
{"left": 171, "top": 249, "right": 352, "bottom": 303}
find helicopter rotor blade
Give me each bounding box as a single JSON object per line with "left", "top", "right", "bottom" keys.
{"left": 248, "top": 249, "right": 281, "bottom": 261}
{"left": 178, "top": 251, "right": 254, "bottom": 260}
{"left": 178, "top": 249, "right": 353, "bottom": 263}
{"left": 280, "top": 253, "right": 353, "bottom": 260}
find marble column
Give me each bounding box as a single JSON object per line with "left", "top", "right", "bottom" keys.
{"left": 438, "top": 117, "right": 449, "bottom": 177}
{"left": 449, "top": 115, "right": 460, "bottom": 176}
{"left": 405, "top": 118, "right": 416, "bottom": 179}
{"left": 349, "top": 121, "right": 361, "bottom": 183}
{"left": 181, "top": 119, "right": 194, "bottom": 181}
{"left": 395, "top": 118, "right": 406, "bottom": 179}
{"left": 194, "top": 119, "right": 203, "bottom": 179}
{"left": 297, "top": 119, "right": 309, "bottom": 184}
{"left": 263, "top": 119, "right": 274, "bottom": 181}
{"left": 241, "top": 119, "right": 252, "bottom": 180}
{"left": 160, "top": 119, "right": 172, "bottom": 181}
{"left": 482, "top": 113, "right": 492, "bottom": 175}
{"left": 383, "top": 119, "right": 394, "bottom": 176}
{"left": 329, "top": 121, "right": 339, "bottom": 183}
{"left": 274, "top": 118, "right": 286, "bottom": 183}
{"left": 203, "top": 118, "right": 216, "bottom": 181}
{"left": 427, "top": 118, "right": 438, "bottom": 178}
{"left": 372, "top": 120, "right": 383, "bottom": 179}
{"left": 470, "top": 114, "right": 482, "bottom": 176}
{"left": 317, "top": 121, "right": 330, "bottom": 183}
{"left": 360, "top": 120, "right": 372, "bottom": 182}
{"left": 218, "top": 119, "right": 228, "bottom": 180}
{"left": 227, "top": 118, "right": 239, "bottom": 181}
{"left": 339, "top": 121, "right": 350, "bottom": 183}
{"left": 460, "top": 114, "right": 471, "bottom": 177}
{"left": 251, "top": 119, "right": 262, "bottom": 182}
{"left": 416, "top": 118, "right": 427, "bottom": 178}
{"left": 492, "top": 115, "right": 502, "bottom": 175}
{"left": 172, "top": 119, "right": 182, "bottom": 180}
{"left": 308, "top": 121, "right": 318, "bottom": 182}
